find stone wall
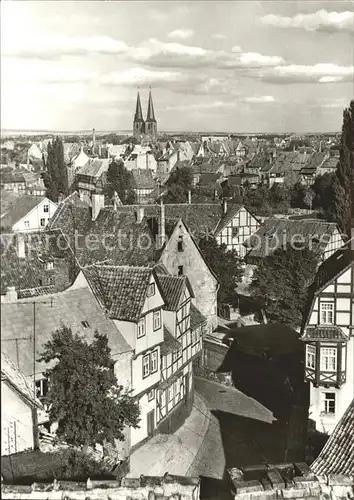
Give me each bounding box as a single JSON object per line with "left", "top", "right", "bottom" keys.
{"left": 1, "top": 473, "right": 200, "bottom": 500}
{"left": 228, "top": 462, "right": 354, "bottom": 500}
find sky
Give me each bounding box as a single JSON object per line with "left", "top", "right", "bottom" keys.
{"left": 1, "top": 1, "right": 353, "bottom": 133}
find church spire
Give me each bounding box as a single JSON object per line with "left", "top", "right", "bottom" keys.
{"left": 134, "top": 89, "right": 144, "bottom": 122}
{"left": 146, "top": 88, "right": 156, "bottom": 122}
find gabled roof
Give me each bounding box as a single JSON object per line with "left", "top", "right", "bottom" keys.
{"left": 131, "top": 169, "right": 156, "bottom": 190}
{"left": 0, "top": 195, "right": 50, "bottom": 229}
{"left": 311, "top": 399, "right": 354, "bottom": 475}
{"left": 319, "top": 156, "right": 338, "bottom": 170}
{"left": 77, "top": 159, "right": 109, "bottom": 178}
{"left": 82, "top": 264, "right": 154, "bottom": 322}
{"left": 1, "top": 287, "right": 132, "bottom": 377}
{"left": 155, "top": 273, "right": 194, "bottom": 311}
{"left": 311, "top": 247, "right": 354, "bottom": 293}
{"left": 245, "top": 218, "right": 341, "bottom": 259}
{"left": 246, "top": 151, "right": 269, "bottom": 169}
{"left": 1, "top": 353, "right": 42, "bottom": 407}
{"left": 214, "top": 204, "right": 244, "bottom": 234}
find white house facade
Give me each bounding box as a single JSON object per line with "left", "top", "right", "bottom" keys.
{"left": 12, "top": 197, "right": 58, "bottom": 233}
{"left": 301, "top": 248, "right": 354, "bottom": 435}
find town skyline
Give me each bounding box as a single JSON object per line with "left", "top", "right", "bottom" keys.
{"left": 1, "top": 1, "right": 353, "bottom": 133}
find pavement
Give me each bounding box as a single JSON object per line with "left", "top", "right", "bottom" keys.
{"left": 128, "top": 393, "right": 210, "bottom": 477}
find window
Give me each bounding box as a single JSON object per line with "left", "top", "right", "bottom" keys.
{"left": 172, "top": 349, "right": 181, "bottom": 363}
{"left": 43, "top": 204, "right": 49, "bottom": 213}
{"left": 320, "top": 302, "right": 334, "bottom": 325}
{"left": 168, "top": 384, "right": 174, "bottom": 401}
{"left": 150, "top": 350, "right": 158, "bottom": 373}
{"left": 45, "top": 262, "right": 54, "bottom": 270}
{"left": 142, "top": 354, "right": 150, "bottom": 378}
{"left": 323, "top": 393, "right": 336, "bottom": 414}
{"left": 232, "top": 227, "right": 239, "bottom": 237}
{"left": 40, "top": 218, "right": 46, "bottom": 227}
{"left": 160, "top": 355, "right": 164, "bottom": 369}
{"left": 306, "top": 345, "right": 316, "bottom": 369}
{"left": 24, "top": 221, "right": 29, "bottom": 228}
{"left": 138, "top": 317, "right": 146, "bottom": 338}
{"left": 321, "top": 347, "right": 337, "bottom": 372}
{"left": 178, "top": 265, "right": 183, "bottom": 276}
{"left": 153, "top": 310, "right": 161, "bottom": 331}
{"left": 36, "top": 378, "right": 48, "bottom": 398}
{"left": 81, "top": 321, "right": 89, "bottom": 328}
{"left": 147, "top": 283, "right": 155, "bottom": 297}
{"left": 177, "top": 239, "right": 184, "bottom": 252}
{"left": 148, "top": 389, "right": 155, "bottom": 401}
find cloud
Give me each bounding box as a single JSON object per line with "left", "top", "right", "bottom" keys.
{"left": 260, "top": 10, "right": 354, "bottom": 34}
{"left": 242, "top": 96, "right": 276, "bottom": 104}
{"left": 168, "top": 29, "right": 194, "bottom": 40}
{"left": 130, "top": 38, "right": 285, "bottom": 70}
{"left": 100, "top": 67, "right": 180, "bottom": 86}
{"left": 259, "top": 63, "right": 354, "bottom": 84}
{"left": 3, "top": 35, "right": 129, "bottom": 59}
{"left": 211, "top": 33, "right": 227, "bottom": 40}
{"left": 2, "top": 60, "right": 96, "bottom": 84}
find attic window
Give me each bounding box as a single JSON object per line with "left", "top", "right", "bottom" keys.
{"left": 178, "top": 265, "right": 184, "bottom": 276}
{"left": 82, "top": 321, "right": 90, "bottom": 328}
{"left": 177, "top": 239, "right": 184, "bottom": 252}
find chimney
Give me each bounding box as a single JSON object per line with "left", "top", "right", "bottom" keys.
{"left": 91, "top": 193, "right": 105, "bottom": 221}
{"left": 188, "top": 190, "right": 192, "bottom": 204}
{"left": 16, "top": 234, "right": 25, "bottom": 259}
{"left": 222, "top": 198, "right": 228, "bottom": 214}
{"left": 157, "top": 200, "right": 166, "bottom": 249}
{"left": 4, "top": 286, "right": 18, "bottom": 303}
{"left": 92, "top": 128, "right": 96, "bottom": 150}
{"left": 136, "top": 206, "right": 145, "bottom": 223}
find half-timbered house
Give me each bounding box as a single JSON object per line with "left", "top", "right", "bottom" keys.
{"left": 214, "top": 202, "right": 261, "bottom": 258}
{"left": 154, "top": 268, "right": 207, "bottom": 433}
{"left": 301, "top": 247, "right": 354, "bottom": 434}
{"left": 76, "top": 159, "right": 110, "bottom": 205}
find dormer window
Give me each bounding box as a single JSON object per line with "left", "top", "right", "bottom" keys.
{"left": 320, "top": 302, "right": 334, "bottom": 324}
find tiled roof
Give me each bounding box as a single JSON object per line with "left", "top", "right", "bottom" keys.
{"left": 131, "top": 169, "right": 156, "bottom": 190}
{"left": 115, "top": 203, "right": 223, "bottom": 240}
{"left": 1, "top": 173, "right": 26, "bottom": 183}
{"left": 312, "top": 247, "right": 354, "bottom": 292}
{"left": 48, "top": 194, "right": 157, "bottom": 267}
{"left": 302, "top": 326, "right": 348, "bottom": 342}
{"left": 63, "top": 142, "right": 81, "bottom": 163}
{"left": 245, "top": 218, "right": 340, "bottom": 259}
{"left": 0, "top": 231, "right": 71, "bottom": 298}
{"left": 311, "top": 399, "right": 354, "bottom": 475}
{"left": 1, "top": 352, "right": 41, "bottom": 407}
{"left": 320, "top": 156, "right": 338, "bottom": 170}
{"left": 0, "top": 195, "right": 48, "bottom": 229}
{"left": 300, "top": 152, "right": 328, "bottom": 175}
{"left": 214, "top": 203, "right": 244, "bottom": 234}
{"left": 246, "top": 151, "right": 269, "bottom": 169}
{"left": 190, "top": 303, "right": 207, "bottom": 330}
{"left": 155, "top": 273, "right": 191, "bottom": 311}
{"left": 161, "top": 326, "right": 182, "bottom": 356}
{"left": 77, "top": 159, "right": 109, "bottom": 178}
{"left": 83, "top": 264, "right": 153, "bottom": 322}
{"left": 1, "top": 287, "right": 132, "bottom": 377}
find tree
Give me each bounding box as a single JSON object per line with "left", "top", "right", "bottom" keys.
{"left": 250, "top": 245, "right": 318, "bottom": 329}
{"left": 105, "top": 159, "right": 136, "bottom": 204}
{"left": 331, "top": 100, "right": 354, "bottom": 237}
{"left": 43, "top": 136, "right": 68, "bottom": 202}
{"left": 198, "top": 236, "right": 242, "bottom": 306}
{"left": 290, "top": 181, "right": 307, "bottom": 208}
{"left": 164, "top": 166, "right": 193, "bottom": 203}
{"left": 311, "top": 172, "right": 335, "bottom": 214}
{"left": 303, "top": 188, "right": 315, "bottom": 210}
{"left": 39, "top": 326, "right": 140, "bottom": 449}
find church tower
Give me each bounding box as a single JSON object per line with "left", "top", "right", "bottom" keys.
{"left": 133, "top": 89, "right": 145, "bottom": 138}
{"left": 145, "top": 88, "right": 157, "bottom": 138}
